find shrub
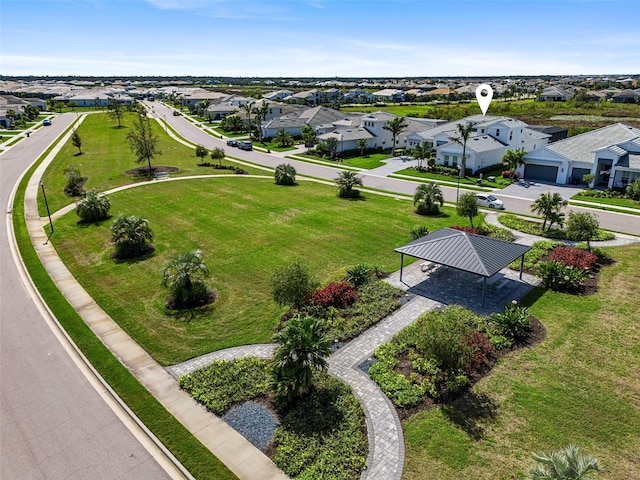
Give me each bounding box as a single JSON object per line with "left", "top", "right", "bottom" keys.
{"left": 345, "top": 263, "right": 370, "bottom": 287}
{"left": 274, "top": 163, "right": 297, "bottom": 186}
{"left": 465, "top": 330, "right": 494, "bottom": 373}
{"left": 450, "top": 225, "right": 479, "bottom": 235}
{"left": 162, "top": 250, "right": 212, "bottom": 310}
{"left": 75, "top": 190, "right": 110, "bottom": 223}
{"left": 550, "top": 246, "right": 598, "bottom": 270}
{"left": 271, "top": 261, "right": 319, "bottom": 310}
{"left": 476, "top": 223, "right": 516, "bottom": 241}
{"left": 491, "top": 301, "right": 531, "bottom": 341}
{"left": 538, "top": 260, "right": 588, "bottom": 292}
{"left": 502, "top": 169, "right": 520, "bottom": 181}
{"left": 63, "top": 166, "right": 84, "bottom": 196}
{"left": 409, "top": 225, "right": 429, "bottom": 240}
{"left": 311, "top": 282, "right": 357, "bottom": 309}
{"left": 456, "top": 191, "right": 479, "bottom": 227}
{"left": 626, "top": 178, "right": 640, "bottom": 201}
{"left": 566, "top": 211, "right": 601, "bottom": 251}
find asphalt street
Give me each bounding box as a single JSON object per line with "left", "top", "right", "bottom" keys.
{"left": 149, "top": 101, "right": 640, "bottom": 236}
{"left": 0, "top": 115, "right": 174, "bottom": 479}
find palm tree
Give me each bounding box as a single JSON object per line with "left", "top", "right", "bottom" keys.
{"left": 197, "top": 99, "right": 211, "bottom": 119}
{"left": 526, "top": 445, "right": 601, "bottom": 480}
{"left": 270, "top": 314, "right": 331, "bottom": 404}
{"left": 274, "top": 163, "right": 297, "bottom": 186}
{"left": 383, "top": 116, "right": 409, "bottom": 156}
{"left": 325, "top": 137, "right": 339, "bottom": 159}
{"left": 531, "top": 192, "right": 568, "bottom": 231}
{"left": 241, "top": 100, "right": 256, "bottom": 139}
{"left": 75, "top": 191, "right": 111, "bottom": 223}
{"left": 252, "top": 102, "right": 269, "bottom": 142}
{"left": 502, "top": 148, "right": 527, "bottom": 181}
{"left": 162, "top": 250, "right": 211, "bottom": 309}
{"left": 111, "top": 215, "right": 154, "bottom": 259}
{"left": 273, "top": 128, "right": 294, "bottom": 148}
{"left": 357, "top": 138, "right": 368, "bottom": 157}
{"left": 413, "top": 182, "right": 444, "bottom": 215}
{"left": 452, "top": 122, "right": 475, "bottom": 178}
{"left": 335, "top": 171, "right": 363, "bottom": 198}
{"left": 301, "top": 124, "right": 317, "bottom": 149}
{"left": 413, "top": 142, "right": 434, "bottom": 169}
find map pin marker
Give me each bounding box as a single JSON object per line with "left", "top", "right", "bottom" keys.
{"left": 475, "top": 84, "right": 493, "bottom": 116}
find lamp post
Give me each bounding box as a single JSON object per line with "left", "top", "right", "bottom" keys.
{"left": 456, "top": 164, "right": 461, "bottom": 204}
{"left": 40, "top": 180, "right": 54, "bottom": 244}
{"left": 163, "top": 114, "right": 167, "bottom": 132}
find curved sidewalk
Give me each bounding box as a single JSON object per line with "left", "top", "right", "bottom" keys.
{"left": 23, "top": 121, "right": 288, "bottom": 480}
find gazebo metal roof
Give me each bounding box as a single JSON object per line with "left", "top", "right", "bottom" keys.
{"left": 395, "top": 227, "right": 531, "bottom": 278}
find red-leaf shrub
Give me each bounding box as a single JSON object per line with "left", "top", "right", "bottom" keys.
{"left": 550, "top": 246, "right": 598, "bottom": 270}
{"left": 502, "top": 170, "right": 520, "bottom": 181}
{"left": 311, "top": 282, "right": 357, "bottom": 309}
{"left": 465, "top": 330, "right": 494, "bottom": 373}
{"left": 450, "top": 225, "right": 480, "bottom": 235}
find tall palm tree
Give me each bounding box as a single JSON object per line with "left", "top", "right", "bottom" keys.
{"left": 162, "top": 250, "right": 211, "bottom": 309}
{"left": 383, "top": 116, "right": 409, "bottom": 156}
{"left": 502, "top": 148, "right": 527, "bottom": 180}
{"left": 252, "top": 102, "right": 269, "bottom": 142}
{"left": 274, "top": 163, "right": 297, "bottom": 186}
{"left": 413, "top": 182, "right": 444, "bottom": 215}
{"left": 270, "top": 314, "right": 331, "bottom": 404}
{"left": 531, "top": 192, "right": 567, "bottom": 230}
{"left": 241, "top": 100, "right": 256, "bottom": 139}
{"left": 452, "top": 122, "right": 475, "bottom": 178}
{"left": 357, "top": 138, "right": 368, "bottom": 157}
{"left": 301, "top": 124, "right": 317, "bottom": 149}
{"left": 335, "top": 171, "right": 363, "bottom": 198}
{"left": 526, "top": 445, "right": 601, "bottom": 480}
{"left": 111, "top": 215, "right": 154, "bottom": 259}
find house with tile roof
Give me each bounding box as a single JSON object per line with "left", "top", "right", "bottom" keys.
{"left": 518, "top": 123, "right": 640, "bottom": 186}
{"left": 612, "top": 89, "right": 640, "bottom": 104}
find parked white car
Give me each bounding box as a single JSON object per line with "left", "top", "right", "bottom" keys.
{"left": 476, "top": 193, "right": 504, "bottom": 210}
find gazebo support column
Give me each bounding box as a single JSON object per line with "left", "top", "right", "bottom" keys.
{"left": 482, "top": 277, "right": 486, "bottom": 307}
{"left": 519, "top": 255, "right": 525, "bottom": 280}
{"left": 399, "top": 253, "right": 404, "bottom": 283}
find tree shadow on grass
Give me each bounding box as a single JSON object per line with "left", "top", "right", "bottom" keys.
{"left": 441, "top": 390, "right": 498, "bottom": 441}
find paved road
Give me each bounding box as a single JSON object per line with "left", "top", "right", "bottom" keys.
{"left": 0, "top": 115, "right": 176, "bottom": 479}
{"left": 149, "top": 101, "right": 640, "bottom": 236}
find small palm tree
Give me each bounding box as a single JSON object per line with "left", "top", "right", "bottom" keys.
{"left": 274, "top": 163, "right": 297, "bottom": 186}
{"left": 270, "top": 314, "right": 331, "bottom": 404}
{"left": 252, "top": 102, "right": 269, "bottom": 142}
{"left": 111, "top": 215, "right": 154, "bottom": 259}
{"left": 410, "top": 225, "right": 430, "bottom": 240}
{"left": 162, "top": 250, "right": 211, "bottom": 309}
{"left": 412, "top": 142, "right": 433, "bottom": 169}
{"left": 335, "top": 171, "right": 363, "bottom": 198}
{"left": 502, "top": 148, "right": 527, "bottom": 181}
{"left": 531, "top": 192, "right": 567, "bottom": 231}
{"left": 273, "top": 128, "right": 294, "bottom": 148}
{"left": 526, "top": 445, "right": 601, "bottom": 480}
{"left": 241, "top": 100, "right": 255, "bottom": 138}
{"left": 301, "top": 124, "right": 317, "bottom": 149}
{"left": 383, "top": 116, "right": 409, "bottom": 156}
{"left": 75, "top": 191, "right": 111, "bottom": 223}
{"left": 413, "top": 182, "right": 444, "bottom": 215}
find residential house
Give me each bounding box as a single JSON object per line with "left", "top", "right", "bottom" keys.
{"left": 612, "top": 89, "right": 640, "bottom": 104}
{"left": 260, "top": 105, "right": 345, "bottom": 138}
{"left": 537, "top": 86, "right": 574, "bottom": 102}
{"left": 518, "top": 123, "right": 640, "bottom": 185}
{"left": 344, "top": 89, "right": 374, "bottom": 103}
{"left": 262, "top": 90, "right": 294, "bottom": 101}
{"left": 371, "top": 89, "right": 405, "bottom": 103}
{"left": 286, "top": 89, "right": 324, "bottom": 105}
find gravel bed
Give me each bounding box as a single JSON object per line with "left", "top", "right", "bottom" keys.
{"left": 222, "top": 400, "right": 279, "bottom": 451}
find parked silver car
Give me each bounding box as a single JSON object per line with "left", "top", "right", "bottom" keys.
{"left": 476, "top": 193, "right": 504, "bottom": 209}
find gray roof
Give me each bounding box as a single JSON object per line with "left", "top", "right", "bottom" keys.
{"left": 395, "top": 228, "right": 531, "bottom": 278}
{"left": 545, "top": 123, "right": 640, "bottom": 163}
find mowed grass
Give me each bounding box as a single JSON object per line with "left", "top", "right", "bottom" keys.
{"left": 38, "top": 112, "right": 266, "bottom": 215}
{"left": 51, "top": 176, "right": 468, "bottom": 365}
{"left": 402, "top": 244, "right": 640, "bottom": 479}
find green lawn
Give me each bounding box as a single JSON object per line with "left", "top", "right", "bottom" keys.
{"left": 571, "top": 193, "right": 640, "bottom": 211}
{"left": 402, "top": 244, "right": 640, "bottom": 479}
{"left": 292, "top": 152, "right": 389, "bottom": 170}
{"left": 51, "top": 177, "right": 470, "bottom": 365}
{"left": 38, "top": 112, "right": 266, "bottom": 216}
{"left": 393, "top": 168, "right": 510, "bottom": 189}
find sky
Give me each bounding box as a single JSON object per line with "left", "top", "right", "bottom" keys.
{"left": 1, "top": 0, "right": 639, "bottom": 77}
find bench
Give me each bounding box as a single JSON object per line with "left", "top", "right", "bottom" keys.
{"left": 154, "top": 171, "right": 169, "bottom": 181}
{"left": 421, "top": 262, "right": 439, "bottom": 273}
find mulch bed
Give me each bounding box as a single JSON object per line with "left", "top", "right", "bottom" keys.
{"left": 395, "top": 316, "right": 546, "bottom": 421}
{"left": 125, "top": 166, "right": 180, "bottom": 176}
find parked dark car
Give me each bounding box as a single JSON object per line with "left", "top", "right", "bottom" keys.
{"left": 172, "top": 110, "right": 181, "bottom": 116}
{"left": 42, "top": 118, "right": 51, "bottom": 126}
{"left": 226, "top": 139, "right": 238, "bottom": 147}
{"left": 237, "top": 141, "right": 252, "bottom": 151}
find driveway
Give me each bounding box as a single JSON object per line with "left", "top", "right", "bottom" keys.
{"left": 497, "top": 180, "right": 584, "bottom": 201}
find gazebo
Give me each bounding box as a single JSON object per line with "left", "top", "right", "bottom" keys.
{"left": 395, "top": 228, "right": 531, "bottom": 306}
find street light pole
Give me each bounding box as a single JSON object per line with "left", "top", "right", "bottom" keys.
{"left": 40, "top": 180, "right": 54, "bottom": 244}
{"left": 456, "top": 164, "right": 461, "bottom": 204}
